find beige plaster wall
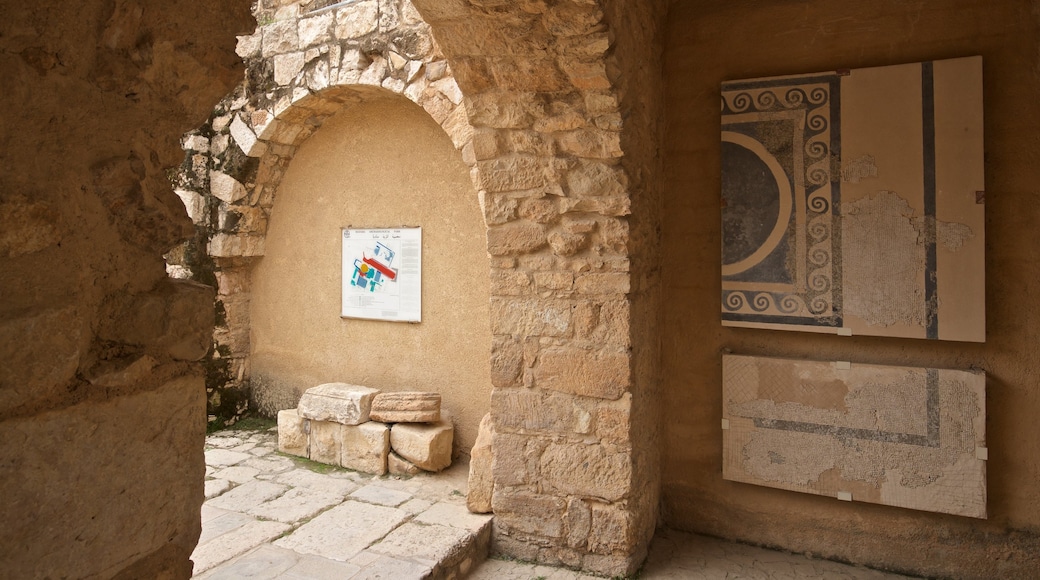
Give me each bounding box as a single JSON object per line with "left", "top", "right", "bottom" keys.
{"left": 250, "top": 94, "right": 490, "bottom": 451}
{"left": 661, "top": 0, "right": 1040, "bottom": 578}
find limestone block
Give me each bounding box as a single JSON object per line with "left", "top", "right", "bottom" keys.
{"left": 492, "top": 490, "right": 565, "bottom": 538}
{"left": 388, "top": 452, "right": 421, "bottom": 476}
{"left": 575, "top": 273, "right": 630, "bottom": 295}
{"left": 273, "top": 51, "right": 306, "bottom": 85}
{"left": 297, "top": 383, "right": 378, "bottom": 425}
{"left": 210, "top": 171, "right": 248, "bottom": 204}
{"left": 566, "top": 160, "right": 627, "bottom": 198}
{"left": 486, "top": 221, "right": 549, "bottom": 256}
{"left": 261, "top": 18, "right": 299, "bottom": 57}
{"left": 490, "top": 298, "right": 571, "bottom": 337}
{"left": 558, "top": 128, "right": 623, "bottom": 159}
{"left": 277, "top": 409, "right": 308, "bottom": 457}
{"left": 174, "top": 188, "right": 205, "bottom": 223}
{"left": 370, "top": 392, "right": 441, "bottom": 423}
{"left": 548, "top": 230, "right": 589, "bottom": 256}
{"left": 341, "top": 421, "right": 390, "bottom": 475}
{"left": 298, "top": 12, "right": 333, "bottom": 47}
{"left": 308, "top": 420, "right": 343, "bottom": 465}
{"left": 335, "top": 0, "right": 378, "bottom": 39}
{"left": 535, "top": 345, "right": 630, "bottom": 400}
{"left": 539, "top": 442, "right": 631, "bottom": 502}
{"left": 467, "top": 414, "right": 494, "bottom": 514}
{"left": 236, "top": 33, "right": 261, "bottom": 59}
{"left": 228, "top": 116, "right": 262, "bottom": 159}
{"left": 390, "top": 421, "right": 453, "bottom": 472}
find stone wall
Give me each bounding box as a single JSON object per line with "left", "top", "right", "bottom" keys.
{"left": 171, "top": 0, "right": 475, "bottom": 427}
{"left": 411, "top": 0, "right": 666, "bottom": 575}
{"left": 661, "top": 0, "right": 1040, "bottom": 578}
{"left": 174, "top": 0, "right": 667, "bottom": 574}
{"left": 0, "top": 0, "right": 250, "bottom": 577}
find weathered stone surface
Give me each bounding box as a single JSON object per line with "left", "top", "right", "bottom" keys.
{"left": 205, "top": 448, "right": 253, "bottom": 468}
{"left": 207, "top": 480, "right": 289, "bottom": 512}
{"left": 262, "top": 18, "right": 299, "bottom": 57}
{"left": 191, "top": 519, "right": 291, "bottom": 575}
{"left": 370, "top": 522, "right": 471, "bottom": 567}
{"left": 416, "top": 502, "right": 493, "bottom": 533}
{"left": 492, "top": 389, "right": 593, "bottom": 435}
{"left": 389, "top": 451, "right": 422, "bottom": 475}
{"left": 341, "top": 421, "right": 390, "bottom": 475}
{"left": 535, "top": 345, "right": 630, "bottom": 400}
{"left": 486, "top": 221, "right": 549, "bottom": 255}
{"left": 277, "top": 409, "right": 309, "bottom": 457}
{"left": 548, "top": 230, "right": 589, "bottom": 256}
{"left": 274, "top": 51, "right": 306, "bottom": 85}
{"left": 492, "top": 490, "right": 566, "bottom": 538}
{"left": 308, "top": 420, "right": 344, "bottom": 465}
{"left": 588, "top": 504, "right": 632, "bottom": 555}
{"left": 350, "top": 484, "right": 412, "bottom": 507}
{"left": 297, "top": 383, "right": 379, "bottom": 425}
{"left": 248, "top": 487, "right": 345, "bottom": 524}
{"left": 335, "top": 0, "right": 379, "bottom": 38}
{"left": 274, "top": 501, "right": 408, "bottom": 561}
{"left": 370, "top": 392, "right": 441, "bottom": 423}
{"left": 210, "top": 171, "right": 248, "bottom": 203}
{"left": 540, "top": 443, "right": 631, "bottom": 502}
{"left": 298, "top": 12, "right": 334, "bottom": 47}
{"left": 390, "top": 420, "right": 453, "bottom": 472}
{"left": 467, "top": 413, "right": 494, "bottom": 514}
{"left": 490, "top": 298, "right": 571, "bottom": 337}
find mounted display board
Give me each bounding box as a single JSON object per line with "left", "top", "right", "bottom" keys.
{"left": 722, "top": 354, "right": 987, "bottom": 518}
{"left": 341, "top": 228, "right": 422, "bottom": 322}
{"left": 721, "top": 56, "right": 985, "bottom": 341}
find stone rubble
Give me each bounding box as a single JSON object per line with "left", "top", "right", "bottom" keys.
{"left": 279, "top": 383, "right": 453, "bottom": 476}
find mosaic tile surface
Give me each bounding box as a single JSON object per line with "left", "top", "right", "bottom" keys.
{"left": 722, "top": 354, "right": 987, "bottom": 518}
{"left": 721, "top": 57, "right": 985, "bottom": 341}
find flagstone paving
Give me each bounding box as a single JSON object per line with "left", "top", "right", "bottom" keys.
{"left": 193, "top": 425, "right": 490, "bottom": 579}
{"left": 195, "top": 425, "right": 914, "bottom": 580}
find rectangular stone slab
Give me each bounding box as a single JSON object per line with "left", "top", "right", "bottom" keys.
{"left": 722, "top": 354, "right": 986, "bottom": 518}
{"left": 720, "top": 56, "right": 985, "bottom": 342}
{"left": 297, "top": 382, "right": 378, "bottom": 425}
{"left": 370, "top": 392, "right": 441, "bottom": 423}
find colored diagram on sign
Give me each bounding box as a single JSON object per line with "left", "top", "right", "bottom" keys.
{"left": 350, "top": 241, "right": 398, "bottom": 292}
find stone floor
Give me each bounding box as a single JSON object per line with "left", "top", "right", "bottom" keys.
{"left": 195, "top": 424, "right": 914, "bottom": 580}
{"left": 193, "top": 424, "right": 491, "bottom": 579}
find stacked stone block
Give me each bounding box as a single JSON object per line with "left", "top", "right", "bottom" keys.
{"left": 278, "top": 383, "right": 452, "bottom": 476}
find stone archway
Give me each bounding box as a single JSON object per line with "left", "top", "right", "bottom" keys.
{"left": 172, "top": 0, "right": 479, "bottom": 427}
{"left": 173, "top": 0, "right": 669, "bottom": 575}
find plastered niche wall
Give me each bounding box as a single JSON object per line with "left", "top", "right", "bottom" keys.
{"left": 661, "top": 0, "right": 1040, "bottom": 578}
{"left": 249, "top": 94, "right": 490, "bottom": 451}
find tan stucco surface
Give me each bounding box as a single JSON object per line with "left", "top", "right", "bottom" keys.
{"left": 661, "top": 0, "right": 1040, "bottom": 577}
{"left": 250, "top": 94, "right": 490, "bottom": 452}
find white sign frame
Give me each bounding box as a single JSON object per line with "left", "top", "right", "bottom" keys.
{"left": 341, "top": 227, "right": 422, "bottom": 322}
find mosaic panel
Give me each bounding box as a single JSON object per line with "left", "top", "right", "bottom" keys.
{"left": 722, "top": 354, "right": 987, "bottom": 518}
{"left": 721, "top": 57, "right": 985, "bottom": 341}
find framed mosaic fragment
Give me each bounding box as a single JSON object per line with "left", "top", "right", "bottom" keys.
{"left": 722, "top": 354, "right": 987, "bottom": 518}
{"left": 721, "top": 57, "right": 985, "bottom": 342}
